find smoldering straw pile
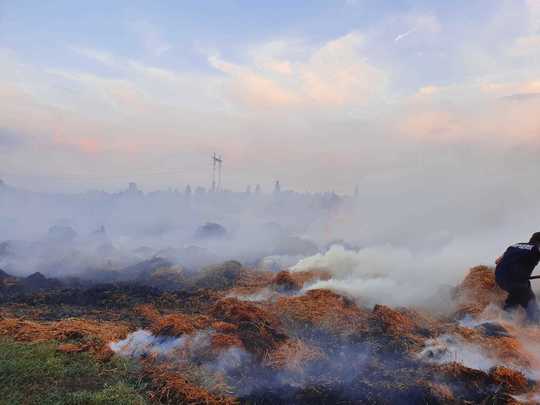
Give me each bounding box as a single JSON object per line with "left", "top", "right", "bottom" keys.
{"left": 3, "top": 259, "right": 540, "bottom": 404}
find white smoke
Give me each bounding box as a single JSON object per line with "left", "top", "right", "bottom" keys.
{"left": 228, "top": 287, "right": 277, "bottom": 302}
{"left": 418, "top": 334, "right": 502, "bottom": 371}
{"left": 110, "top": 328, "right": 249, "bottom": 371}
{"left": 110, "top": 329, "right": 206, "bottom": 358}
{"left": 290, "top": 243, "right": 492, "bottom": 307}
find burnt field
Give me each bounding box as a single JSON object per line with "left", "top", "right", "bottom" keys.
{"left": 2, "top": 262, "right": 540, "bottom": 404}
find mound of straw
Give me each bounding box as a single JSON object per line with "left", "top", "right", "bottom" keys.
{"left": 453, "top": 266, "right": 506, "bottom": 318}
{"left": 264, "top": 338, "right": 325, "bottom": 373}
{"left": 273, "top": 289, "right": 370, "bottom": 335}
{"left": 0, "top": 317, "right": 129, "bottom": 359}
{"left": 210, "top": 298, "right": 287, "bottom": 358}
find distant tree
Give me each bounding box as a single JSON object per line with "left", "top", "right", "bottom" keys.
{"left": 128, "top": 182, "right": 139, "bottom": 193}
{"left": 195, "top": 186, "right": 206, "bottom": 196}
{"left": 255, "top": 184, "right": 261, "bottom": 194}
{"left": 185, "top": 184, "right": 192, "bottom": 197}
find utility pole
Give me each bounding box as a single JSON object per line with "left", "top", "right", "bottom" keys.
{"left": 218, "top": 155, "right": 223, "bottom": 191}
{"left": 212, "top": 153, "right": 217, "bottom": 192}
{"left": 211, "top": 153, "right": 223, "bottom": 192}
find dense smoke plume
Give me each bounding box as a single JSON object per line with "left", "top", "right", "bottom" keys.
{"left": 2, "top": 174, "right": 540, "bottom": 307}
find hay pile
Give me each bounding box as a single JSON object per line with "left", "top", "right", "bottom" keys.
{"left": 210, "top": 298, "right": 287, "bottom": 358}
{"left": 453, "top": 325, "right": 532, "bottom": 370}
{"left": 264, "top": 338, "right": 325, "bottom": 372}
{"left": 420, "top": 382, "right": 455, "bottom": 402}
{"left": 135, "top": 299, "right": 287, "bottom": 360}
{"left": 369, "top": 305, "right": 422, "bottom": 336}
{"left": 0, "top": 317, "right": 129, "bottom": 360}
{"left": 453, "top": 265, "right": 506, "bottom": 318}
{"left": 225, "top": 268, "right": 275, "bottom": 298}
{"left": 432, "top": 362, "right": 530, "bottom": 402}
{"left": 134, "top": 303, "right": 161, "bottom": 322}
{"left": 434, "top": 361, "right": 493, "bottom": 390}
{"left": 137, "top": 303, "right": 236, "bottom": 335}
{"left": 192, "top": 261, "right": 245, "bottom": 290}
{"left": 489, "top": 366, "right": 529, "bottom": 394}
{"left": 210, "top": 320, "right": 238, "bottom": 333}
{"left": 144, "top": 362, "right": 237, "bottom": 405}
{"left": 210, "top": 333, "right": 244, "bottom": 353}
{"left": 149, "top": 313, "right": 212, "bottom": 337}
{"left": 273, "top": 289, "right": 370, "bottom": 336}
{"left": 271, "top": 269, "right": 332, "bottom": 293}
{"left": 365, "top": 305, "right": 446, "bottom": 353}
{"left": 286, "top": 269, "right": 332, "bottom": 285}
{"left": 271, "top": 271, "right": 302, "bottom": 292}
{"left": 234, "top": 268, "right": 274, "bottom": 289}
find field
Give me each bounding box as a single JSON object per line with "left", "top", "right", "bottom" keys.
{"left": 1, "top": 263, "right": 539, "bottom": 404}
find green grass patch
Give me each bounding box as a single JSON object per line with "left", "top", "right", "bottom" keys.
{"left": 0, "top": 337, "right": 148, "bottom": 405}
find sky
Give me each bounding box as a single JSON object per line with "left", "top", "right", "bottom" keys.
{"left": 1, "top": 0, "right": 539, "bottom": 193}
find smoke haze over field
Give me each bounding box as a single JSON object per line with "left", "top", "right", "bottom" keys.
{"left": 2, "top": 0, "right": 540, "bottom": 305}
{"left": 2, "top": 176, "right": 539, "bottom": 307}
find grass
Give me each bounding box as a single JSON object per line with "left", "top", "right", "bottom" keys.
{"left": 0, "top": 337, "right": 148, "bottom": 405}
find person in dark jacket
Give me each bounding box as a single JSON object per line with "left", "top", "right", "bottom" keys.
{"left": 495, "top": 232, "right": 540, "bottom": 322}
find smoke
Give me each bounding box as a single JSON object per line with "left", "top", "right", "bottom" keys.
{"left": 110, "top": 331, "right": 375, "bottom": 400}
{"left": 291, "top": 192, "right": 540, "bottom": 308}
{"left": 111, "top": 328, "right": 252, "bottom": 379}
{"left": 110, "top": 329, "right": 193, "bottom": 358}
{"left": 0, "top": 184, "right": 332, "bottom": 277}
{"left": 418, "top": 334, "right": 503, "bottom": 371}
{"left": 291, "top": 244, "right": 476, "bottom": 308}
{"left": 458, "top": 307, "right": 540, "bottom": 380}
{"left": 110, "top": 328, "right": 254, "bottom": 395}
{"left": 2, "top": 167, "right": 540, "bottom": 307}
{"left": 227, "top": 287, "right": 277, "bottom": 302}
{"left": 417, "top": 304, "right": 540, "bottom": 384}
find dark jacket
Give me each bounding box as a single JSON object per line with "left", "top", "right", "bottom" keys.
{"left": 495, "top": 242, "right": 540, "bottom": 283}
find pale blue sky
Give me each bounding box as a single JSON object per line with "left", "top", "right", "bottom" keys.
{"left": 1, "top": 0, "right": 539, "bottom": 192}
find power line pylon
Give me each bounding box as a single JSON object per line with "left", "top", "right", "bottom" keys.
{"left": 211, "top": 153, "right": 223, "bottom": 192}
{"left": 218, "top": 155, "right": 223, "bottom": 191}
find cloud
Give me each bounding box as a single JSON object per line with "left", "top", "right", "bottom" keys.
{"left": 299, "top": 32, "right": 386, "bottom": 106}
{"left": 511, "top": 35, "right": 540, "bottom": 56}
{"left": 502, "top": 92, "right": 540, "bottom": 101}
{"left": 397, "top": 74, "right": 540, "bottom": 143}
{"left": 208, "top": 54, "right": 301, "bottom": 108}
{"left": 398, "top": 110, "right": 462, "bottom": 140}
{"left": 128, "top": 19, "right": 172, "bottom": 56}
{"left": 526, "top": 0, "right": 540, "bottom": 31}
{"left": 209, "top": 32, "right": 386, "bottom": 110}
{"left": 507, "top": 1, "right": 540, "bottom": 58}
{"left": 70, "top": 46, "right": 118, "bottom": 67}
{"left": 1, "top": 0, "right": 539, "bottom": 192}
{"left": 128, "top": 61, "right": 180, "bottom": 82}
{"left": 45, "top": 68, "right": 147, "bottom": 116}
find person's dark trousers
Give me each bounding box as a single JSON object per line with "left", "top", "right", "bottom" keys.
{"left": 497, "top": 277, "right": 540, "bottom": 323}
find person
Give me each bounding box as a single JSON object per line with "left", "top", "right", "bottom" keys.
{"left": 495, "top": 232, "right": 540, "bottom": 322}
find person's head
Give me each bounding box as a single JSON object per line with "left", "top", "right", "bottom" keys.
{"left": 530, "top": 232, "right": 540, "bottom": 246}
